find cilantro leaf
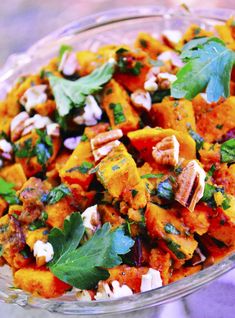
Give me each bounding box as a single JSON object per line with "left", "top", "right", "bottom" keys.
{"left": 58, "top": 44, "right": 73, "bottom": 60}
{"left": 48, "top": 213, "right": 134, "bottom": 289}
{"left": 164, "top": 223, "right": 180, "bottom": 235}
{"left": 171, "top": 37, "right": 235, "bottom": 102}
{"left": 220, "top": 138, "right": 235, "bottom": 163}
{"left": 48, "top": 61, "right": 115, "bottom": 116}
{"left": 0, "top": 178, "right": 19, "bottom": 204}
{"left": 43, "top": 184, "right": 71, "bottom": 205}
{"left": 188, "top": 128, "right": 204, "bottom": 151}
{"left": 141, "top": 173, "right": 164, "bottom": 179}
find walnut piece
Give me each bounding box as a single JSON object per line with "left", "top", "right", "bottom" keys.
{"left": 175, "top": 160, "right": 206, "bottom": 212}
{"left": 93, "top": 140, "right": 121, "bottom": 162}
{"left": 152, "top": 135, "right": 179, "bottom": 166}
{"left": 130, "top": 89, "right": 152, "bottom": 111}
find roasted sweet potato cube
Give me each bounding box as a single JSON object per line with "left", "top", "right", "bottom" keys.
{"left": 0, "top": 163, "right": 26, "bottom": 190}
{"left": 98, "top": 204, "right": 125, "bottom": 229}
{"left": 128, "top": 127, "right": 196, "bottom": 162}
{"left": 181, "top": 203, "right": 210, "bottom": 235}
{"left": 102, "top": 79, "right": 139, "bottom": 134}
{"left": 135, "top": 32, "right": 169, "bottom": 57}
{"left": 150, "top": 99, "right": 196, "bottom": 132}
{"left": 0, "top": 198, "right": 8, "bottom": 217}
{"left": 195, "top": 97, "right": 235, "bottom": 143}
{"left": 45, "top": 197, "right": 74, "bottom": 228}
{"left": 170, "top": 265, "right": 202, "bottom": 283}
{"left": 96, "top": 144, "right": 148, "bottom": 209}
{"left": 146, "top": 203, "right": 198, "bottom": 260}
{"left": 14, "top": 266, "right": 71, "bottom": 298}
{"left": 149, "top": 248, "right": 171, "bottom": 285}
{"left": 107, "top": 265, "right": 148, "bottom": 293}
{"left": 25, "top": 227, "right": 49, "bottom": 250}
{"left": 213, "top": 163, "right": 235, "bottom": 196}
{"left": 59, "top": 141, "right": 94, "bottom": 190}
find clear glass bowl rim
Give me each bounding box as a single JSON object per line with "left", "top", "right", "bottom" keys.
{"left": 0, "top": 5, "right": 235, "bottom": 315}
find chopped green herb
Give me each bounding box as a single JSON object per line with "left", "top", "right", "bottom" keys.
{"left": 66, "top": 161, "right": 93, "bottom": 174}
{"left": 166, "top": 239, "right": 186, "bottom": 259}
{"left": 206, "top": 164, "right": 216, "bottom": 180}
{"left": 211, "top": 237, "right": 227, "bottom": 248}
{"left": 164, "top": 223, "right": 180, "bottom": 235}
{"left": 141, "top": 173, "right": 164, "bottom": 179}
{"left": 14, "top": 138, "right": 35, "bottom": 159}
{"left": 0, "top": 224, "right": 8, "bottom": 234}
{"left": 109, "top": 103, "right": 126, "bottom": 125}
{"left": 174, "top": 166, "right": 183, "bottom": 175}
{"left": 220, "top": 139, "right": 235, "bottom": 163}
{"left": 20, "top": 246, "right": 31, "bottom": 259}
{"left": 116, "top": 50, "right": 143, "bottom": 76}
{"left": 139, "top": 38, "right": 148, "bottom": 48}
{"left": 151, "top": 89, "right": 171, "bottom": 103}
{"left": 188, "top": 127, "right": 204, "bottom": 151}
{"left": 44, "top": 184, "right": 71, "bottom": 205}
{"left": 28, "top": 219, "right": 45, "bottom": 231}
{"left": 48, "top": 213, "right": 134, "bottom": 289}
{"left": 157, "top": 179, "right": 174, "bottom": 201}
{"left": 106, "top": 88, "right": 113, "bottom": 95}
{"left": 81, "top": 134, "right": 88, "bottom": 142}
{"left": 131, "top": 189, "right": 138, "bottom": 198}
{"left": 171, "top": 37, "right": 235, "bottom": 102}
{"left": 0, "top": 244, "right": 3, "bottom": 257}
{"left": 216, "top": 124, "right": 223, "bottom": 130}
{"left": 58, "top": 44, "right": 73, "bottom": 60}
{"left": 0, "top": 178, "right": 19, "bottom": 205}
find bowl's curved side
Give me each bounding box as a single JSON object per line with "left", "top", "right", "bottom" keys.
{"left": 0, "top": 5, "right": 235, "bottom": 315}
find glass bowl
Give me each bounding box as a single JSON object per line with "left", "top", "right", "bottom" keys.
{"left": 0, "top": 5, "right": 235, "bottom": 317}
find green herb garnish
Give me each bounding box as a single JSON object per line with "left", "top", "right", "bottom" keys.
{"left": 157, "top": 179, "right": 174, "bottom": 201}
{"left": 48, "top": 61, "right": 114, "bottom": 116}
{"left": 44, "top": 184, "right": 71, "bottom": 205}
{"left": 164, "top": 223, "right": 180, "bottom": 235}
{"left": 0, "top": 178, "right": 19, "bottom": 205}
{"left": 109, "top": 103, "right": 126, "bottom": 125}
{"left": 171, "top": 37, "right": 235, "bottom": 102}
{"left": 141, "top": 173, "right": 164, "bottom": 179}
{"left": 220, "top": 139, "right": 235, "bottom": 163}
{"left": 188, "top": 127, "right": 204, "bottom": 151}
{"left": 166, "top": 239, "right": 186, "bottom": 259}
{"left": 48, "top": 213, "right": 134, "bottom": 289}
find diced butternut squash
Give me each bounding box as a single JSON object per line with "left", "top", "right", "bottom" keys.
{"left": 135, "top": 32, "right": 169, "bottom": 57}
{"left": 195, "top": 97, "right": 235, "bottom": 143}
{"left": 170, "top": 265, "right": 202, "bottom": 283}
{"left": 0, "top": 198, "right": 7, "bottom": 217}
{"left": 149, "top": 248, "right": 171, "bottom": 285}
{"left": 14, "top": 266, "right": 71, "bottom": 298}
{"left": 98, "top": 204, "right": 125, "bottom": 229}
{"left": 145, "top": 203, "right": 198, "bottom": 260}
{"left": 150, "top": 99, "right": 196, "bottom": 132}
{"left": 0, "top": 163, "right": 26, "bottom": 190}
{"left": 213, "top": 163, "right": 235, "bottom": 196}
{"left": 45, "top": 197, "right": 74, "bottom": 228}
{"left": 25, "top": 228, "right": 49, "bottom": 250}
{"left": 107, "top": 265, "right": 148, "bottom": 293}
{"left": 181, "top": 203, "right": 210, "bottom": 235}
{"left": 96, "top": 144, "right": 148, "bottom": 209}
{"left": 128, "top": 127, "right": 196, "bottom": 162}
{"left": 59, "top": 141, "right": 94, "bottom": 190}
{"left": 102, "top": 79, "right": 139, "bottom": 134}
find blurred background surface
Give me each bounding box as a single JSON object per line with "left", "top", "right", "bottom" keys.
{"left": 0, "top": 0, "right": 234, "bottom": 66}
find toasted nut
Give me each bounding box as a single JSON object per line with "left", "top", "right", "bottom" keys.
{"left": 157, "top": 72, "right": 177, "bottom": 84}
{"left": 93, "top": 140, "right": 120, "bottom": 162}
{"left": 73, "top": 95, "right": 102, "bottom": 126}
{"left": 146, "top": 67, "right": 161, "bottom": 80}
{"left": 46, "top": 123, "right": 60, "bottom": 137}
{"left": 162, "top": 30, "right": 182, "bottom": 45}
{"left": 10, "top": 111, "right": 30, "bottom": 141}
{"left": 131, "top": 89, "right": 152, "bottom": 111}
{"left": 158, "top": 51, "right": 184, "bottom": 68}
{"left": 20, "top": 85, "right": 47, "bottom": 113}
{"left": 152, "top": 135, "right": 179, "bottom": 166}
{"left": 90, "top": 129, "right": 123, "bottom": 150}
{"left": 0, "top": 139, "right": 12, "bottom": 153}
{"left": 144, "top": 77, "right": 159, "bottom": 92}
{"left": 22, "top": 114, "right": 52, "bottom": 136}
{"left": 175, "top": 160, "right": 206, "bottom": 212}
{"left": 58, "top": 51, "right": 80, "bottom": 76}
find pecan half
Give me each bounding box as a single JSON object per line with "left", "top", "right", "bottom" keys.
{"left": 90, "top": 129, "right": 123, "bottom": 150}
{"left": 175, "top": 160, "right": 206, "bottom": 212}
{"left": 152, "top": 135, "right": 179, "bottom": 166}
{"left": 93, "top": 140, "right": 121, "bottom": 162}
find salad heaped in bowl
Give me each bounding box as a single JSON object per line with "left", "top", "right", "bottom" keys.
{"left": 0, "top": 17, "right": 235, "bottom": 301}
